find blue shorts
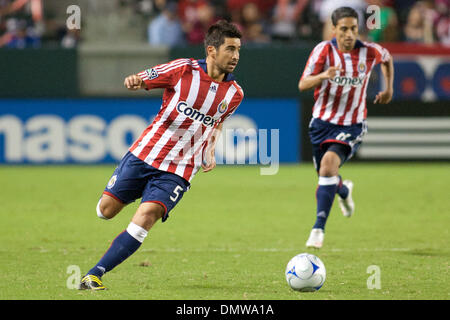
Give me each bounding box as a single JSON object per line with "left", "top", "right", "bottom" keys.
{"left": 103, "top": 152, "right": 190, "bottom": 222}
{"left": 308, "top": 118, "right": 367, "bottom": 172}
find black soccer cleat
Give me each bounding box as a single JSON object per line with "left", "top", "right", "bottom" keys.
{"left": 78, "top": 274, "right": 107, "bottom": 290}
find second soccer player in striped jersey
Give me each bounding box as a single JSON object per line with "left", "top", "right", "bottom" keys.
{"left": 299, "top": 7, "right": 394, "bottom": 249}
{"left": 79, "top": 20, "right": 243, "bottom": 290}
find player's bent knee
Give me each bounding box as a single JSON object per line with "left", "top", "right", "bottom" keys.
{"left": 132, "top": 202, "right": 165, "bottom": 230}
{"left": 141, "top": 204, "right": 165, "bottom": 221}
{"left": 319, "top": 162, "right": 337, "bottom": 177}
{"left": 319, "top": 153, "right": 340, "bottom": 177}
{"left": 319, "top": 166, "right": 337, "bottom": 177}
{"left": 96, "top": 198, "right": 110, "bottom": 220}
{"left": 96, "top": 195, "right": 125, "bottom": 220}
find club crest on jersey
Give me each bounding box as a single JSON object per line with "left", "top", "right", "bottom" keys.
{"left": 176, "top": 101, "right": 218, "bottom": 127}
{"left": 358, "top": 62, "right": 366, "bottom": 73}
{"left": 145, "top": 68, "right": 158, "bottom": 80}
{"left": 107, "top": 175, "right": 117, "bottom": 189}
{"left": 217, "top": 100, "right": 228, "bottom": 114}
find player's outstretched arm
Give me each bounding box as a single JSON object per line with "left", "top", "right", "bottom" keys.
{"left": 298, "top": 66, "right": 344, "bottom": 92}
{"left": 124, "top": 74, "right": 147, "bottom": 90}
{"left": 374, "top": 57, "right": 394, "bottom": 104}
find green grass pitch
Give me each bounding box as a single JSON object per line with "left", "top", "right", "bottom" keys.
{"left": 0, "top": 163, "right": 448, "bottom": 300}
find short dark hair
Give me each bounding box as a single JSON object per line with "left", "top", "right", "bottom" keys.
{"left": 331, "top": 7, "right": 359, "bottom": 26}
{"left": 204, "top": 20, "right": 242, "bottom": 54}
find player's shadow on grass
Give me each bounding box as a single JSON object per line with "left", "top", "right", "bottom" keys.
{"left": 403, "top": 249, "right": 446, "bottom": 257}
{"left": 178, "top": 284, "right": 244, "bottom": 291}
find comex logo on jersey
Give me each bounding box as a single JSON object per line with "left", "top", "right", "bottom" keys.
{"left": 330, "top": 74, "right": 366, "bottom": 87}
{"left": 176, "top": 101, "right": 219, "bottom": 127}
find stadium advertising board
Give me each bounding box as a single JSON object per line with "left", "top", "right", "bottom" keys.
{"left": 374, "top": 43, "right": 450, "bottom": 101}
{"left": 0, "top": 99, "right": 300, "bottom": 167}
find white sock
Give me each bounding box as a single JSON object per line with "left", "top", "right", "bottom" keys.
{"left": 126, "top": 222, "right": 148, "bottom": 243}
{"left": 318, "top": 176, "right": 339, "bottom": 186}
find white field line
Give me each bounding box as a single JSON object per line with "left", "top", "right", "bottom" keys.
{"left": 139, "top": 247, "right": 412, "bottom": 253}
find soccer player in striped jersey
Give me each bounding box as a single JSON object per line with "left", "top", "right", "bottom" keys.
{"left": 299, "top": 7, "right": 394, "bottom": 249}
{"left": 79, "top": 20, "right": 243, "bottom": 290}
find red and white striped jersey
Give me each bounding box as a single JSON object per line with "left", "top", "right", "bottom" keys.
{"left": 129, "top": 58, "right": 244, "bottom": 183}
{"left": 301, "top": 38, "right": 391, "bottom": 125}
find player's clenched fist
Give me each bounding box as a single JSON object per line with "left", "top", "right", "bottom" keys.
{"left": 124, "top": 74, "right": 144, "bottom": 90}
{"left": 322, "top": 66, "right": 344, "bottom": 79}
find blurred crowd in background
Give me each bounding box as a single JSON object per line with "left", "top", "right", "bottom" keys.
{"left": 0, "top": 0, "right": 449, "bottom": 49}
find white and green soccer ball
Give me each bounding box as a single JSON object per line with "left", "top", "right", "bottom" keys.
{"left": 285, "top": 253, "right": 326, "bottom": 292}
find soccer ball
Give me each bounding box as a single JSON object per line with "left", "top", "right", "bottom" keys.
{"left": 285, "top": 253, "right": 326, "bottom": 292}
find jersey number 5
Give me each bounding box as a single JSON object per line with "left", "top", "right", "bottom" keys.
{"left": 170, "top": 185, "right": 183, "bottom": 202}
